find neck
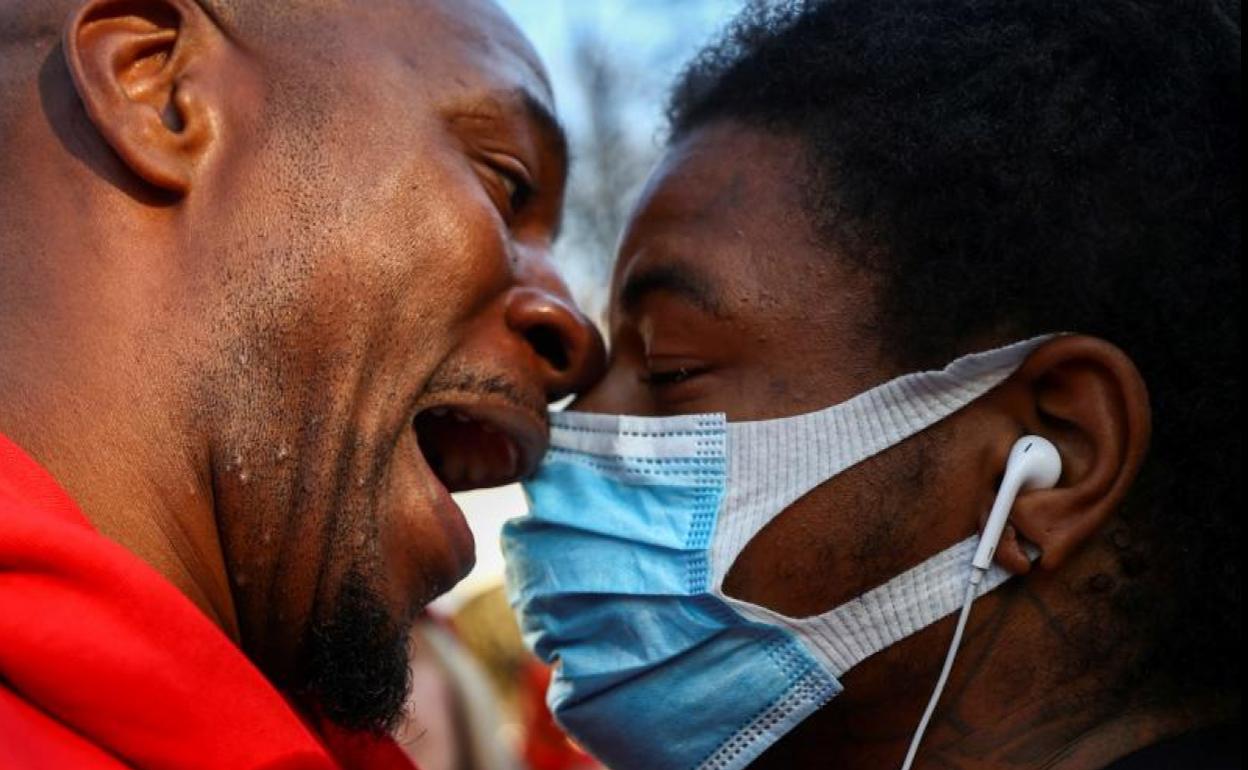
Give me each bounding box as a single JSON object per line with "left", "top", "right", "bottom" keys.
{"left": 758, "top": 565, "right": 1223, "bottom": 769}
{"left": 0, "top": 253, "right": 240, "bottom": 640}
{"left": 913, "top": 693, "right": 1227, "bottom": 770}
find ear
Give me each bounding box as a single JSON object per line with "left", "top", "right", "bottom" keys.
{"left": 989, "top": 335, "right": 1152, "bottom": 573}
{"left": 63, "top": 0, "right": 223, "bottom": 195}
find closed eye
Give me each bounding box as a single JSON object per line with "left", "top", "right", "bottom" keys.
{"left": 642, "top": 365, "right": 709, "bottom": 388}
{"left": 481, "top": 155, "right": 536, "bottom": 220}
{"left": 498, "top": 167, "right": 534, "bottom": 214}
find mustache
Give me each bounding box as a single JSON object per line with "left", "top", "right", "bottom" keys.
{"left": 421, "top": 367, "right": 549, "bottom": 424}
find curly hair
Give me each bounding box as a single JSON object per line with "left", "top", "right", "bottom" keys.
{"left": 669, "top": 0, "right": 1240, "bottom": 701}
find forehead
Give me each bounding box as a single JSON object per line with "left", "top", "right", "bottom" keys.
{"left": 335, "top": 0, "right": 555, "bottom": 113}
{"left": 611, "top": 123, "right": 822, "bottom": 315}
{"left": 608, "top": 122, "right": 893, "bottom": 408}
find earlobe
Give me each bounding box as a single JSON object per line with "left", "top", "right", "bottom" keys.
{"left": 63, "top": 0, "right": 219, "bottom": 194}
{"left": 995, "top": 335, "right": 1152, "bottom": 570}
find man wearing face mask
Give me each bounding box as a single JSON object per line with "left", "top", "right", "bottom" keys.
{"left": 502, "top": 1, "right": 1241, "bottom": 769}
{"left": 0, "top": 0, "right": 604, "bottom": 767}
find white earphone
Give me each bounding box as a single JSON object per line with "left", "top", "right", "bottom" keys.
{"left": 901, "top": 435, "right": 1063, "bottom": 770}
{"left": 972, "top": 435, "right": 1063, "bottom": 572}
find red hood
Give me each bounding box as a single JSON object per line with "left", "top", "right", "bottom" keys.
{"left": 0, "top": 432, "right": 416, "bottom": 770}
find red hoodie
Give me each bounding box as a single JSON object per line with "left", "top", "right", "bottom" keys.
{"left": 0, "top": 432, "right": 416, "bottom": 770}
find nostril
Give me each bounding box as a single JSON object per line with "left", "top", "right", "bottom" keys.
{"left": 525, "top": 325, "right": 570, "bottom": 372}
{"left": 505, "top": 285, "right": 603, "bottom": 394}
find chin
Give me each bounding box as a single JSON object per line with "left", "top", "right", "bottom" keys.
{"left": 292, "top": 563, "right": 414, "bottom": 734}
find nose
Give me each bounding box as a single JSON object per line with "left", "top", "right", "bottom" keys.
{"left": 504, "top": 285, "right": 606, "bottom": 402}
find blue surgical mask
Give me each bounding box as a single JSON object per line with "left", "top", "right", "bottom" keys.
{"left": 502, "top": 337, "right": 1049, "bottom": 770}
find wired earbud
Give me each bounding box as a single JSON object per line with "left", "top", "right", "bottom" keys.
{"left": 901, "top": 435, "right": 1063, "bottom": 770}
{"left": 972, "top": 436, "right": 1063, "bottom": 572}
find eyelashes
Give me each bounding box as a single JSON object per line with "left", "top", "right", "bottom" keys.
{"left": 642, "top": 365, "right": 709, "bottom": 388}
{"left": 498, "top": 168, "right": 535, "bottom": 215}
{"left": 479, "top": 153, "right": 536, "bottom": 221}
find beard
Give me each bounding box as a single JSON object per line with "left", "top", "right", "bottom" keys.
{"left": 198, "top": 322, "right": 538, "bottom": 735}
{"left": 294, "top": 565, "right": 413, "bottom": 734}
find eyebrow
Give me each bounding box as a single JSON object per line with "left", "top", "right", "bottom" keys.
{"left": 517, "top": 89, "right": 571, "bottom": 238}
{"left": 619, "top": 262, "right": 727, "bottom": 318}
{"left": 447, "top": 87, "right": 570, "bottom": 184}
{"left": 517, "top": 90, "right": 569, "bottom": 177}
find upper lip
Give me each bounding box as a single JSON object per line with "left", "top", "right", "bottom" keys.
{"left": 411, "top": 392, "right": 548, "bottom": 492}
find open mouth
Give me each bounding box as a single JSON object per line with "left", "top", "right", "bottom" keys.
{"left": 413, "top": 401, "right": 546, "bottom": 492}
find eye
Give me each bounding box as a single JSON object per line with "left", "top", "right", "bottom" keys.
{"left": 478, "top": 153, "right": 536, "bottom": 220}
{"left": 642, "top": 365, "right": 709, "bottom": 388}
{"left": 497, "top": 167, "right": 534, "bottom": 215}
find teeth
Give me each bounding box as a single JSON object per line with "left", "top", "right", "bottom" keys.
{"left": 414, "top": 404, "right": 524, "bottom": 490}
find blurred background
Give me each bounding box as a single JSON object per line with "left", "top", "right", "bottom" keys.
{"left": 402, "top": 3, "right": 745, "bottom": 770}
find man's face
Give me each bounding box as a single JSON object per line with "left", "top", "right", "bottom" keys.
{"left": 577, "top": 120, "right": 981, "bottom": 623}
{"left": 191, "top": 0, "right": 602, "bottom": 730}
{"left": 577, "top": 119, "right": 1164, "bottom": 769}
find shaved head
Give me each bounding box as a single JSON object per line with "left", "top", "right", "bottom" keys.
{"left": 0, "top": 0, "right": 321, "bottom": 37}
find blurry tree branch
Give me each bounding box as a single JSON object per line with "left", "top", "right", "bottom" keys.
{"left": 547, "top": 0, "right": 741, "bottom": 322}
{"left": 554, "top": 25, "right": 661, "bottom": 321}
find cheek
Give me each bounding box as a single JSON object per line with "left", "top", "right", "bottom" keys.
{"left": 286, "top": 166, "right": 514, "bottom": 373}
{"left": 721, "top": 429, "right": 960, "bottom": 618}
{"left": 720, "top": 482, "right": 868, "bottom": 618}
{"left": 574, "top": 362, "right": 653, "bottom": 415}
{"left": 368, "top": 166, "right": 510, "bottom": 316}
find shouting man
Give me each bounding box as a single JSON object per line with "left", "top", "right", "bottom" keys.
{"left": 0, "top": 0, "right": 603, "bottom": 767}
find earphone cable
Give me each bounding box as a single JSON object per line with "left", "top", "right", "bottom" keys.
{"left": 900, "top": 574, "right": 981, "bottom": 770}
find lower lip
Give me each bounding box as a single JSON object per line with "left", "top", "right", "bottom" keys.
{"left": 402, "top": 430, "right": 477, "bottom": 588}
{"left": 434, "top": 487, "right": 476, "bottom": 582}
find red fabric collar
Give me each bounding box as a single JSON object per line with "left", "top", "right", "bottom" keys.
{"left": 0, "top": 433, "right": 416, "bottom": 770}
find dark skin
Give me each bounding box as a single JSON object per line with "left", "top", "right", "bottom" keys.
{"left": 575, "top": 121, "right": 1223, "bottom": 768}
{"left": 0, "top": 0, "right": 603, "bottom": 729}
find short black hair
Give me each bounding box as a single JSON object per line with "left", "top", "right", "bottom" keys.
{"left": 670, "top": 0, "right": 1240, "bottom": 701}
